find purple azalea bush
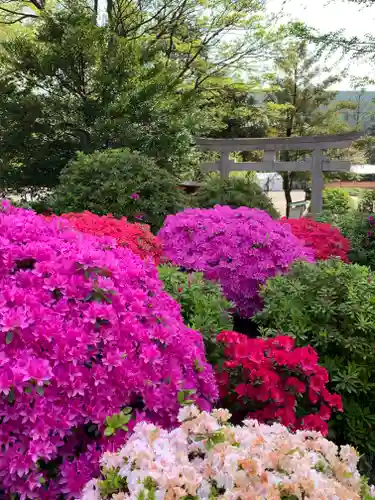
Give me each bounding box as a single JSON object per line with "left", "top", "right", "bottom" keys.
{"left": 158, "top": 206, "right": 314, "bottom": 317}
{"left": 0, "top": 202, "right": 217, "bottom": 499}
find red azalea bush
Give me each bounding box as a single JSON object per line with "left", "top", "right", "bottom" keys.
{"left": 0, "top": 203, "right": 217, "bottom": 498}
{"left": 279, "top": 217, "right": 350, "bottom": 262}
{"left": 48, "top": 211, "right": 163, "bottom": 264}
{"left": 216, "top": 331, "right": 343, "bottom": 435}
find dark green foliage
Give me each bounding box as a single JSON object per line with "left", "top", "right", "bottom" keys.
{"left": 0, "top": 77, "right": 77, "bottom": 192}
{"left": 0, "top": 0, "right": 285, "bottom": 193}
{"left": 343, "top": 213, "right": 375, "bottom": 268}
{"left": 324, "top": 171, "right": 362, "bottom": 182}
{"left": 359, "top": 190, "right": 375, "bottom": 213}
{"left": 322, "top": 188, "right": 353, "bottom": 215}
{"left": 192, "top": 176, "right": 279, "bottom": 218}
{"left": 0, "top": 1, "right": 220, "bottom": 192}
{"left": 207, "top": 88, "right": 270, "bottom": 142}
{"left": 52, "top": 149, "right": 186, "bottom": 231}
{"left": 158, "top": 265, "right": 233, "bottom": 365}
{"left": 317, "top": 210, "right": 375, "bottom": 269}
{"left": 255, "top": 259, "right": 375, "bottom": 455}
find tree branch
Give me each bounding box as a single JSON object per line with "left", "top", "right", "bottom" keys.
{"left": 0, "top": 5, "right": 38, "bottom": 17}
{"left": 0, "top": 0, "right": 45, "bottom": 24}
{"left": 26, "top": 0, "right": 45, "bottom": 8}
{"left": 0, "top": 14, "right": 38, "bottom": 24}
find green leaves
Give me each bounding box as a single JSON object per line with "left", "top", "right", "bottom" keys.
{"left": 98, "top": 467, "right": 128, "bottom": 498}
{"left": 76, "top": 264, "right": 113, "bottom": 280}
{"left": 192, "top": 176, "right": 279, "bottom": 218}
{"left": 158, "top": 265, "right": 233, "bottom": 366}
{"left": 256, "top": 259, "right": 375, "bottom": 455}
{"left": 54, "top": 149, "right": 186, "bottom": 231}
{"left": 0, "top": 0, "right": 293, "bottom": 199}
{"left": 84, "top": 287, "right": 115, "bottom": 305}
{"left": 331, "top": 362, "right": 370, "bottom": 395}
{"left": 104, "top": 408, "right": 133, "bottom": 437}
{"left": 323, "top": 188, "right": 353, "bottom": 216}
{"left": 7, "top": 388, "right": 14, "bottom": 404}
{"left": 194, "top": 429, "right": 226, "bottom": 450}
{"left": 177, "top": 389, "right": 196, "bottom": 406}
{"left": 206, "top": 430, "right": 226, "bottom": 450}
{"left": 5, "top": 331, "right": 13, "bottom": 344}
{"left": 194, "top": 359, "right": 205, "bottom": 373}
{"left": 35, "top": 386, "right": 44, "bottom": 396}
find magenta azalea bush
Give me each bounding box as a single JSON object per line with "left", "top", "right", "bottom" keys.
{"left": 158, "top": 206, "right": 314, "bottom": 316}
{"left": 0, "top": 202, "right": 217, "bottom": 499}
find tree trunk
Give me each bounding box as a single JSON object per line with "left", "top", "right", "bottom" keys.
{"left": 280, "top": 65, "right": 298, "bottom": 217}
{"left": 31, "top": 0, "right": 46, "bottom": 9}
{"left": 283, "top": 173, "right": 293, "bottom": 218}
{"left": 107, "top": 0, "right": 113, "bottom": 22}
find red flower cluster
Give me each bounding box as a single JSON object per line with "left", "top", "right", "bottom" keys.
{"left": 51, "top": 211, "right": 162, "bottom": 264}
{"left": 216, "top": 331, "right": 343, "bottom": 435}
{"left": 279, "top": 217, "right": 350, "bottom": 262}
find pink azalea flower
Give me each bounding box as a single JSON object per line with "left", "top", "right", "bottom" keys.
{"left": 0, "top": 202, "right": 217, "bottom": 498}
{"left": 21, "top": 358, "right": 53, "bottom": 385}
{"left": 158, "top": 206, "right": 314, "bottom": 316}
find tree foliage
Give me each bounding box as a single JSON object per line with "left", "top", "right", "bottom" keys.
{"left": 158, "top": 264, "right": 233, "bottom": 366}
{"left": 193, "top": 175, "right": 280, "bottom": 217}
{"left": 0, "top": 1, "right": 45, "bottom": 25}
{"left": 265, "top": 41, "right": 355, "bottom": 216}
{"left": 0, "top": 0, "right": 288, "bottom": 194}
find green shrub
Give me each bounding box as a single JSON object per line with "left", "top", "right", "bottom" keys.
{"left": 317, "top": 210, "right": 375, "bottom": 269}
{"left": 192, "top": 176, "right": 279, "bottom": 218}
{"left": 158, "top": 265, "right": 233, "bottom": 365}
{"left": 12, "top": 198, "right": 53, "bottom": 214}
{"left": 255, "top": 259, "right": 375, "bottom": 456}
{"left": 52, "top": 148, "right": 186, "bottom": 231}
{"left": 359, "top": 189, "right": 375, "bottom": 213}
{"left": 324, "top": 171, "right": 361, "bottom": 182}
{"left": 322, "top": 188, "right": 353, "bottom": 215}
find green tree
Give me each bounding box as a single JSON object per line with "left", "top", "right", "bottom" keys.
{"left": 92, "top": 0, "right": 283, "bottom": 90}
{"left": 203, "top": 81, "right": 272, "bottom": 165}
{"left": 0, "top": 0, "right": 287, "bottom": 195}
{"left": 291, "top": 4, "right": 375, "bottom": 69}
{"left": 207, "top": 83, "right": 268, "bottom": 140}
{"left": 265, "top": 41, "right": 354, "bottom": 216}
{"left": 0, "top": 1, "right": 208, "bottom": 193}
{"left": 0, "top": 76, "right": 77, "bottom": 197}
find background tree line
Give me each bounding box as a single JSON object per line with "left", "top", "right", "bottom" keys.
{"left": 0, "top": 0, "right": 371, "bottom": 212}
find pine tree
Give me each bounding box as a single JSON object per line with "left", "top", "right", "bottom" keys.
{"left": 265, "top": 41, "right": 354, "bottom": 216}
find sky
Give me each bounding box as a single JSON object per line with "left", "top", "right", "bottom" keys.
{"left": 267, "top": 0, "right": 375, "bottom": 89}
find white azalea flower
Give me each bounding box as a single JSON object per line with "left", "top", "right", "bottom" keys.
{"left": 80, "top": 409, "right": 372, "bottom": 500}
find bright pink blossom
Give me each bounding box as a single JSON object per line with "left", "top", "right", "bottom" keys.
{"left": 0, "top": 202, "right": 217, "bottom": 498}
{"left": 158, "top": 206, "right": 314, "bottom": 316}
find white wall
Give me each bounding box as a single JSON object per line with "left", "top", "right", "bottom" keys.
{"left": 256, "top": 173, "right": 283, "bottom": 191}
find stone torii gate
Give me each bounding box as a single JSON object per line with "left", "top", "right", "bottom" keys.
{"left": 195, "top": 132, "right": 361, "bottom": 216}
